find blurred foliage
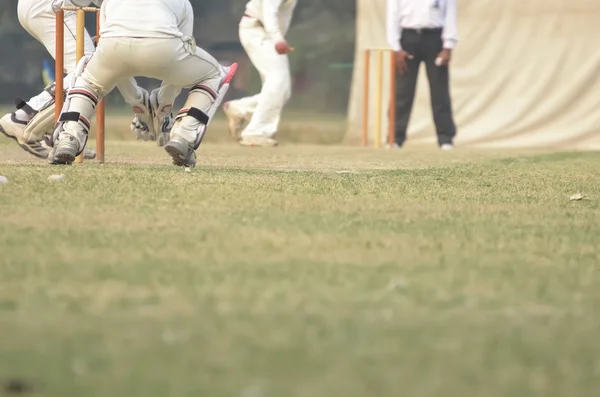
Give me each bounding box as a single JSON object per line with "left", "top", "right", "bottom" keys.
{"left": 0, "top": 0, "right": 356, "bottom": 113}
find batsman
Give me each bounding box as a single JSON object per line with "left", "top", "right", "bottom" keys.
{"left": 49, "top": 0, "right": 236, "bottom": 167}
{"left": 0, "top": 0, "right": 175, "bottom": 160}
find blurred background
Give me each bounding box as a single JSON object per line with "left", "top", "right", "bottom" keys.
{"left": 1, "top": 0, "right": 599, "bottom": 148}
{"left": 0, "top": 0, "right": 356, "bottom": 114}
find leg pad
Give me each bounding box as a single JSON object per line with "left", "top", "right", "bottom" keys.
{"left": 184, "top": 107, "right": 210, "bottom": 125}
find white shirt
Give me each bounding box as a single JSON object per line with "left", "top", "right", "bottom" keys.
{"left": 386, "top": 0, "right": 458, "bottom": 52}
{"left": 243, "top": 0, "right": 297, "bottom": 43}
{"left": 99, "top": 0, "right": 193, "bottom": 39}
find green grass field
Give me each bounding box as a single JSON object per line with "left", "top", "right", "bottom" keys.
{"left": 1, "top": 122, "right": 599, "bottom": 396}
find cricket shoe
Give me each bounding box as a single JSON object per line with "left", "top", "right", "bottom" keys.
{"left": 48, "top": 135, "right": 80, "bottom": 165}
{"left": 239, "top": 136, "right": 279, "bottom": 147}
{"left": 165, "top": 63, "right": 238, "bottom": 167}
{"left": 82, "top": 148, "right": 97, "bottom": 160}
{"left": 41, "top": 135, "right": 96, "bottom": 160}
{"left": 164, "top": 136, "right": 197, "bottom": 167}
{"left": 222, "top": 101, "right": 244, "bottom": 141}
{"left": 0, "top": 112, "right": 50, "bottom": 159}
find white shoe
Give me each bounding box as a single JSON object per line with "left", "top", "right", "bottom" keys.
{"left": 441, "top": 143, "right": 454, "bottom": 151}
{"left": 222, "top": 101, "right": 244, "bottom": 141}
{"left": 0, "top": 112, "right": 50, "bottom": 159}
{"left": 164, "top": 135, "right": 196, "bottom": 168}
{"left": 165, "top": 63, "right": 239, "bottom": 160}
{"left": 239, "top": 136, "right": 279, "bottom": 147}
{"left": 40, "top": 136, "right": 96, "bottom": 160}
{"left": 48, "top": 134, "right": 81, "bottom": 165}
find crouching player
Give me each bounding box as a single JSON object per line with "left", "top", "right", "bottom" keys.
{"left": 0, "top": 0, "right": 174, "bottom": 160}
{"left": 49, "top": 0, "right": 236, "bottom": 167}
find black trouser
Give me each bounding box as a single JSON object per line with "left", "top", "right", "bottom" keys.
{"left": 394, "top": 28, "right": 456, "bottom": 146}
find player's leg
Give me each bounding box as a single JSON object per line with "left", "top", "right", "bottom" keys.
{"left": 129, "top": 38, "right": 236, "bottom": 167}
{"left": 222, "top": 25, "right": 264, "bottom": 140}
{"left": 3, "top": 2, "right": 149, "bottom": 157}
{"left": 21, "top": 7, "right": 95, "bottom": 138}
{"left": 223, "top": 94, "right": 259, "bottom": 140}
{"left": 164, "top": 50, "right": 237, "bottom": 167}
{"left": 237, "top": 26, "right": 291, "bottom": 147}
{"left": 0, "top": 3, "right": 96, "bottom": 159}
{"left": 49, "top": 38, "right": 129, "bottom": 164}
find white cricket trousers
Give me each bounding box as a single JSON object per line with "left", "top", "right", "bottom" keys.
{"left": 229, "top": 18, "right": 292, "bottom": 138}
{"left": 16, "top": 0, "right": 143, "bottom": 109}
{"left": 65, "top": 36, "right": 222, "bottom": 145}
{"left": 17, "top": 0, "right": 95, "bottom": 76}
{"left": 84, "top": 37, "right": 222, "bottom": 107}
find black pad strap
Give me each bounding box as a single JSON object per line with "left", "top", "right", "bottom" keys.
{"left": 187, "top": 107, "right": 210, "bottom": 125}
{"left": 14, "top": 98, "right": 36, "bottom": 116}
{"left": 59, "top": 112, "right": 80, "bottom": 122}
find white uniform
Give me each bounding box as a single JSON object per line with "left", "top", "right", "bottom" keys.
{"left": 95, "top": 0, "right": 200, "bottom": 108}
{"left": 225, "top": 0, "right": 297, "bottom": 142}
{"left": 386, "top": 0, "right": 458, "bottom": 51}
{"left": 19, "top": 1, "right": 96, "bottom": 81}
{"left": 50, "top": 0, "right": 236, "bottom": 167}
{"left": 18, "top": 0, "right": 143, "bottom": 110}
{"left": 0, "top": 0, "right": 147, "bottom": 159}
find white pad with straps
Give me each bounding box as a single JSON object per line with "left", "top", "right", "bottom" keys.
{"left": 23, "top": 102, "right": 57, "bottom": 143}
{"left": 23, "top": 71, "right": 81, "bottom": 143}
{"left": 192, "top": 79, "right": 233, "bottom": 149}
{"left": 171, "top": 63, "right": 238, "bottom": 149}
{"left": 51, "top": 55, "right": 93, "bottom": 147}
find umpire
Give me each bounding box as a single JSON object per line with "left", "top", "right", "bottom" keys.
{"left": 386, "top": 0, "right": 458, "bottom": 150}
